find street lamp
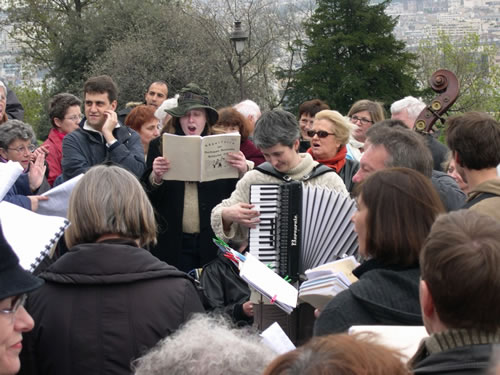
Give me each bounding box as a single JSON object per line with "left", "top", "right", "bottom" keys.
{"left": 230, "top": 20, "right": 248, "bottom": 100}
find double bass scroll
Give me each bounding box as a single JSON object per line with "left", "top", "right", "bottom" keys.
{"left": 414, "top": 69, "right": 460, "bottom": 133}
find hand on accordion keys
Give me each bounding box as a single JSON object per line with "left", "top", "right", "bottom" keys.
{"left": 221, "top": 202, "right": 260, "bottom": 230}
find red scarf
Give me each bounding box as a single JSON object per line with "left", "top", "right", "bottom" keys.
{"left": 307, "top": 145, "right": 347, "bottom": 172}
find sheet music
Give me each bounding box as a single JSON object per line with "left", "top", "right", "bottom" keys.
{"left": 0, "top": 201, "right": 69, "bottom": 270}
{"left": 239, "top": 253, "right": 298, "bottom": 313}
{"left": 260, "top": 322, "right": 296, "bottom": 355}
{"left": 38, "top": 174, "right": 84, "bottom": 218}
{"left": 0, "top": 161, "right": 23, "bottom": 201}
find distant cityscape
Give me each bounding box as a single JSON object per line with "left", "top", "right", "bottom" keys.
{"left": 1, "top": 0, "right": 499, "bottom": 85}
{"left": 386, "top": 0, "right": 500, "bottom": 65}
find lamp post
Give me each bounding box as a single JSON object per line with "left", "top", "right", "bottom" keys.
{"left": 230, "top": 20, "right": 248, "bottom": 101}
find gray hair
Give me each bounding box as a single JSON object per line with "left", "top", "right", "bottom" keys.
{"left": 234, "top": 99, "right": 261, "bottom": 119}
{"left": 253, "top": 109, "right": 300, "bottom": 149}
{"left": 390, "top": 96, "right": 426, "bottom": 120}
{"left": 133, "top": 314, "right": 277, "bottom": 375}
{"left": 65, "top": 165, "right": 157, "bottom": 248}
{"left": 366, "top": 124, "right": 433, "bottom": 177}
{"left": 0, "top": 119, "right": 35, "bottom": 149}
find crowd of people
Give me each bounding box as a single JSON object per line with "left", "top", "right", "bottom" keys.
{"left": 1, "top": 74, "right": 500, "bottom": 375}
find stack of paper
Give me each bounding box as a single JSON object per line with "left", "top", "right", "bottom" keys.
{"left": 299, "top": 256, "right": 359, "bottom": 310}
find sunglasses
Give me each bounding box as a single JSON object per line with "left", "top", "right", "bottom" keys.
{"left": 306, "top": 130, "right": 336, "bottom": 138}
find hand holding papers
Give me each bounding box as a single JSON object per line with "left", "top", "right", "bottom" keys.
{"left": 213, "top": 238, "right": 298, "bottom": 314}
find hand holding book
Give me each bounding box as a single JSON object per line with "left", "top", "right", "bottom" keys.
{"left": 161, "top": 133, "right": 241, "bottom": 182}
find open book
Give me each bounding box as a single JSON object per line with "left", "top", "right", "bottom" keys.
{"left": 298, "top": 256, "right": 359, "bottom": 310}
{"left": 162, "top": 133, "right": 241, "bottom": 182}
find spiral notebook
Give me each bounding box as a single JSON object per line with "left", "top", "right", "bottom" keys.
{"left": 0, "top": 201, "right": 70, "bottom": 272}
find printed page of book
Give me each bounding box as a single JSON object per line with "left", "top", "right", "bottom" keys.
{"left": 0, "top": 201, "right": 69, "bottom": 270}
{"left": 162, "top": 134, "right": 202, "bottom": 181}
{"left": 0, "top": 160, "right": 23, "bottom": 201}
{"left": 200, "top": 133, "right": 240, "bottom": 182}
{"left": 38, "top": 174, "right": 83, "bottom": 218}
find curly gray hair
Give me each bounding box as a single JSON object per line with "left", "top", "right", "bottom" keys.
{"left": 133, "top": 314, "right": 277, "bottom": 375}
{"left": 0, "top": 119, "right": 35, "bottom": 149}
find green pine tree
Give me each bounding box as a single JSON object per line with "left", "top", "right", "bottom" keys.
{"left": 286, "top": 0, "right": 418, "bottom": 114}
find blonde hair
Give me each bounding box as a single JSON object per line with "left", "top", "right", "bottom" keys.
{"left": 65, "top": 165, "right": 157, "bottom": 248}
{"left": 314, "top": 110, "right": 353, "bottom": 146}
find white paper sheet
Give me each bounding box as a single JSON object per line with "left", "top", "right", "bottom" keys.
{"left": 0, "top": 161, "right": 24, "bottom": 201}
{"left": 37, "top": 174, "right": 83, "bottom": 218}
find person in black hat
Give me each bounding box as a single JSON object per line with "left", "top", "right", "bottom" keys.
{"left": 0, "top": 223, "right": 42, "bottom": 375}
{"left": 142, "top": 83, "right": 247, "bottom": 272}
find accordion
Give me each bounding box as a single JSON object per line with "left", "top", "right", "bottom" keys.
{"left": 249, "top": 182, "right": 358, "bottom": 280}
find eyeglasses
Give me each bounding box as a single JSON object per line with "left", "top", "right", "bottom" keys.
{"left": 350, "top": 115, "right": 373, "bottom": 126}
{"left": 7, "top": 145, "right": 36, "bottom": 154}
{"left": 306, "top": 130, "right": 336, "bottom": 138}
{"left": 0, "top": 294, "right": 27, "bottom": 323}
{"left": 64, "top": 114, "right": 82, "bottom": 122}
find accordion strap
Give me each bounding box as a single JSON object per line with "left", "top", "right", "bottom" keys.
{"left": 255, "top": 162, "right": 334, "bottom": 182}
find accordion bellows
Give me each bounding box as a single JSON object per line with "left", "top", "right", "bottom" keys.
{"left": 249, "top": 183, "right": 359, "bottom": 280}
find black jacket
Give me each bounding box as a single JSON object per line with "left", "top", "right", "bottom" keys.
{"left": 338, "top": 158, "right": 359, "bottom": 193}
{"left": 200, "top": 251, "right": 252, "bottom": 325}
{"left": 62, "top": 125, "right": 145, "bottom": 181}
{"left": 20, "top": 239, "right": 204, "bottom": 375}
{"left": 314, "top": 259, "right": 422, "bottom": 336}
{"left": 142, "top": 136, "right": 238, "bottom": 268}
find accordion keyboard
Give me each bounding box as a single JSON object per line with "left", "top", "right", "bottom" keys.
{"left": 249, "top": 184, "right": 280, "bottom": 270}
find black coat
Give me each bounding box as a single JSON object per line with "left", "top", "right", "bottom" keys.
{"left": 338, "top": 158, "right": 359, "bottom": 193}
{"left": 143, "top": 136, "right": 238, "bottom": 268}
{"left": 314, "top": 259, "right": 422, "bottom": 336}
{"left": 20, "top": 239, "right": 204, "bottom": 375}
{"left": 200, "top": 251, "right": 253, "bottom": 325}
